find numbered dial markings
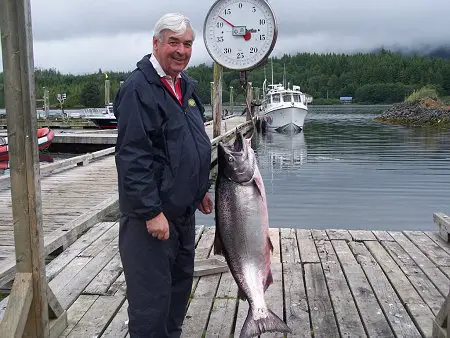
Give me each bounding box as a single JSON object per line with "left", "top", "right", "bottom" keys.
{"left": 204, "top": 0, "right": 277, "bottom": 70}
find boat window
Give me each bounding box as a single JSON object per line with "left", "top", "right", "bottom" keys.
{"left": 293, "top": 94, "right": 301, "bottom": 103}
{"left": 283, "top": 94, "right": 292, "bottom": 102}
{"left": 272, "top": 94, "right": 280, "bottom": 103}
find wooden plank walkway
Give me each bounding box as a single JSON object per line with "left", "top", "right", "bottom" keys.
{"left": 2, "top": 222, "right": 447, "bottom": 337}
{"left": 0, "top": 116, "right": 248, "bottom": 287}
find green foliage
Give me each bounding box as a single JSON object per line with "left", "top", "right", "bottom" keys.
{"left": 0, "top": 50, "right": 449, "bottom": 108}
{"left": 404, "top": 86, "right": 439, "bottom": 103}
{"left": 355, "top": 83, "right": 414, "bottom": 104}
{"left": 80, "top": 82, "right": 102, "bottom": 107}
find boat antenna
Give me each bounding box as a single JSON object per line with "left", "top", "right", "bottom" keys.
{"left": 283, "top": 63, "right": 286, "bottom": 88}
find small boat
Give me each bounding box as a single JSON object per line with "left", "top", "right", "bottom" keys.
{"left": 84, "top": 104, "right": 117, "bottom": 129}
{"left": 258, "top": 82, "right": 312, "bottom": 133}
{"left": 0, "top": 127, "right": 55, "bottom": 161}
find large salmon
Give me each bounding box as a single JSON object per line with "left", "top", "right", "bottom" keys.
{"left": 214, "top": 131, "right": 291, "bottom": 338}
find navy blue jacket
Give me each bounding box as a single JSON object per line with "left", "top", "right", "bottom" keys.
{"left": 113, "top": 54, "right": 212, "bottom": 221}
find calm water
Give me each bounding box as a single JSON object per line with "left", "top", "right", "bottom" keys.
{"left": 196, "top": 105, "right": 450, "bottom": 231}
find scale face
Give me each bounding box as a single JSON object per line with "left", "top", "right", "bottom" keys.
{"left": 203, "top": 0, "right": 278, "bottom": 71}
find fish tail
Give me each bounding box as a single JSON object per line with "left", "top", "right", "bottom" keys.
{"left": 239, "top": 308, "right": 292, "bottom": 338}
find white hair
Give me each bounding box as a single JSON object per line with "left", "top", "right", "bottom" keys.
{"left": 153, "top": 13, "right": 195, "bottom": 42}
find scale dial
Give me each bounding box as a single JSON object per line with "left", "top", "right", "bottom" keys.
{"left": 203, "top": 0, "right": 278, "bottom": 71}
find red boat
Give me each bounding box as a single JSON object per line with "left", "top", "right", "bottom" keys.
{"left": 0, "top": 127, "right": 55, "bottom": 161}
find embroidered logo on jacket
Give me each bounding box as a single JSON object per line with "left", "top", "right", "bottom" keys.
{"left": 188, "top": 98, "right": 196, "bottom": 107}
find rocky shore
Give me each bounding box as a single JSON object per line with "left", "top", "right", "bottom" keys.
{"left": 375, "top": 98, "right": 450, "bottom": 127}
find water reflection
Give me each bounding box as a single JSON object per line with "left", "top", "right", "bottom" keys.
{"left": 254, "top": 131, "right": 308, "bottom": 173}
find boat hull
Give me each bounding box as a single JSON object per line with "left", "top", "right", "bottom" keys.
{"left": 260, "top": 106, "right": 308, "bottom": 133}
{"left": 0, "top": 127, "right": 55, "bottom": 161}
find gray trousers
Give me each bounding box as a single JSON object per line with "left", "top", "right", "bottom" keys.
{"left": 119, "top": 214, "right": 195, "bottom": 338}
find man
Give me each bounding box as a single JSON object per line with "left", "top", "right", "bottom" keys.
{"left": 113, "top": 13, "right": 213, "bottom": 337}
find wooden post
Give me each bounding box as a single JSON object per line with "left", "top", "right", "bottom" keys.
{"left": 212, "top": 62, "right": 222, "bottom": 138}
{"left": 229, "top": 86, "right": 234, "bottom": 116}
{"left": 0, "top": 1, "right": 67, "bottom": 337}
{"left": 432, "top": 289, "right": 449, "bottom": 337}
{"left": 104, "top": 76, "right": 110, "bottom": 105}
{"left": 245, "top": 81, "right": 253, "bottom": 121}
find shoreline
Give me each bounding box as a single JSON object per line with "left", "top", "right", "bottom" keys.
{"left": 375, "top": 99, "right": 450, "bottom": 127}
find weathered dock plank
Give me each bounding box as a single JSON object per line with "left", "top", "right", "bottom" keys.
{"left": 331, "top": 240, "right": 394, "bottom": 337}
{"left": 316, "top": 240, "right": 366, "bottom": 337}
{"left": 389, "top": 231, "right": 450, "bottom": 296}
{"left": 304, "top": 262, "right": 340, "bottom": 337}
{"left": 425, "top": 231, "right": 450, "bottom": 255}
{"left": 283, "top": 262, "right": 311, "bottom": 337}
{"left": 349, "top": 242, "right": 422, "bottom": 337}
{"left": 101, "top": 299, "right": 129, "bottom": 338}
{"left": 403, "top": 231, "right": 450, "bottom": 267}
{"left": 60, "top": 295, "right": 99, "bottom": 337}
{"left": 2, "top": 221, "right": 447, "bottom": 337}
{"left": 368, "top": 240, "right": 437, "bottom": 336}
{"left": 204, "top": 272, "right": 238, "bottom": 337}
{"left": 65, "top": 294, "right": 125, "bottom": 337}
{"left": 297, "top": 229, "right": 320, "bottom": 263}
{"left": 0, "top": 155, "right": 119, "bottom": 287}
{"left": 281, "top": 228, "right": 300, "bottom": 263}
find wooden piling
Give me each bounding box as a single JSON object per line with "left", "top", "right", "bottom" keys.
{"left": 212, "top": 62, "right": 222, "bottom": 138}
{"left": 0, "top": 0, "right": 66, "bottom": 336}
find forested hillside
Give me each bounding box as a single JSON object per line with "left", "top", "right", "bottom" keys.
{"left": 0, "top": 50, "right": 449, "bottom": 108}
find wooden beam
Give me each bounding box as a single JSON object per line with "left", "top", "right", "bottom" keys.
{"left": 0, "top": 272, "right": 33, "bottom": 337}
{"left": 245, "top": 81, "right": 253, "bottom": 122}
{"left": 0, "top": 0, "right": 64, "bottom": 336}
{"left": 194, "top": 258, "right": 229, "bottom": 277}
{"left": 47, "top": 285, "right": 64, "bottom": 319}
{"left": 434, "top": 212, "right": 450, "bottom": 242}
{"left": 213, "top": 62, "right": 223, "bottom": 138}
{"left": 49, "top": 311, "right": 67, "bottom": 338}
{"left": 433, "top": 289, "right": 449, "bottom": 338}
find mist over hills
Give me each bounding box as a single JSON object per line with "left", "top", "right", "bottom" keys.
{"left": 370, "top": 45, "right": 450, "bottom": 59}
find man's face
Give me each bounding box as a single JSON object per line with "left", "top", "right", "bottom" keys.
{"left": 153, "top": 28, "right": 193, "bottom": 77}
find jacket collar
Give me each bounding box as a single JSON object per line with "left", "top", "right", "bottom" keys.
{"left": 136, "top": 54, "right": 198, "bottom": 104}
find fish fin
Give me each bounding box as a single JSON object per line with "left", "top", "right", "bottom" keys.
{"left": 240, "top": 308, "right": 292, "bottom": 338}
{"left": 253, "top": 169, "right": 266, "bottom": 201}
{"left": 264, "top": 270, "right": 273, "bottom": 292}
{"left": 237, "top": 288, "right": 247, "bottom": 301}
{"left": 213, "top": 229, "right": 224, "bottom": 256}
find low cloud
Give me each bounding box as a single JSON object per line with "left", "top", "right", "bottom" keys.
{"left": 1, "top": 0, "right": 449, "bottom": 74}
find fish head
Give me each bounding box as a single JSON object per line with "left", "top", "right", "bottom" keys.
{"left": 218, "top": 130, "right": 255, "bottom": 183}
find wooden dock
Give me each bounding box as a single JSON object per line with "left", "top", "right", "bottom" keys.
{"left": 0, "top": 116, "right": 250, "bottom": 287}
{"left": 1, "top": 223, "right": 448, "bottom": 337}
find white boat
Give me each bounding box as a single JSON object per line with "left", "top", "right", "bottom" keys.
{"left": 258, "top": 82, "right": 312, "bottom": 133}
{"left": 83, "top": 104, "right": 117, "bottom": 129}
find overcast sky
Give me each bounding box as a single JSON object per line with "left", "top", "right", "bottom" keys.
{"left": 0, "top": 0, "right": 449, "bottom": 74}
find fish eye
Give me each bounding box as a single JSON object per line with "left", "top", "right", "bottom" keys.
{"left": 228, "top": 156, "right": 234, "bottom": 162}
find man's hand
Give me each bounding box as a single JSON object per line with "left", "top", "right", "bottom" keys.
{"left": 146, "top": 212, "right": 170, "bottom": 240}
{"left": 198, "top": 193, "right": 213, "bottom": 214}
